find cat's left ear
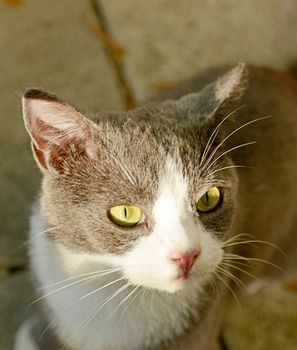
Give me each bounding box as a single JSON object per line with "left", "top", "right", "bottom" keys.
{"left": 180, "top": 62, "right": 249, "bottom": 119}
{"left": 22, "top": 89, "right": 98, "bottom": 173}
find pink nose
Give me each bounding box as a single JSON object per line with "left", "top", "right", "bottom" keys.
{"left": 170, "top": 249, "right": 200, "bottom": 276}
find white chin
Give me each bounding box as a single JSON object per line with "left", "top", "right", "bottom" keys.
{"left": 148, "top": 278, "right": 187, "bottom": 294}
{"left": 164, "top": 280, "right": 186, "bottom": 293}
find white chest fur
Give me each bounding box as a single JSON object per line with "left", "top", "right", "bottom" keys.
{"left": 30, "top": 210, "right": 204, "bottom": 350}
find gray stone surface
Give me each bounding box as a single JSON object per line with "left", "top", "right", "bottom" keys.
{"left": 101, "top": 0, "right": 297, "bottom": 102}
{"left": 0, "top": 272, "right": 37, "bottom": 350}
{"left": 223, "top": 282, "right": 297, "bottom": 350}
{"left": 0, "top": 0, "right": 124, "bottom": 260}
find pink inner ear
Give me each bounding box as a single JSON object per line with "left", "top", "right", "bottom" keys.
{"left": 32, "top": 140, "right": 68, "bottom": 172}
{"left": 32, "top": 142, "right": 48, "bottom": 170}
{"left": 24, "top": 98, "right": 89, "bottom": 149}
{"left": 23, "top": 96, "right": 97, "bottom": 172}
{"left": 31, "top": 118, "right": 60, "bottom": 150}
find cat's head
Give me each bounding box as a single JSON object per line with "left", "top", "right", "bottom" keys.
{"left": 23, "top": 63, "right": 248, "bottom": 293}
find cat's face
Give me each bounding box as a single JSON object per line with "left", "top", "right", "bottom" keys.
{"left": 23, "top": 64, "right": 247, "bottom": 293}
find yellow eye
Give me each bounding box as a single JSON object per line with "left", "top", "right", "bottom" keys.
{"left": 196, "top": 187, "right": 221, "bottom": 213}
{"left": 109, "top": 205, "right": 142, "bottom": 227}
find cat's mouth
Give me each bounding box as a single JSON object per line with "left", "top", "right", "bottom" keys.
{"left": 176, "top": 268, "right": 195, "bottom": 280}
{"left": 168, "top": 270, "right": 202, "bottom": 292}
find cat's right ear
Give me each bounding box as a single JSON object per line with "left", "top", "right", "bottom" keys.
{"left": 180, "top": 63, "right": 249, "bottom": 120}
{"left": 22, "top": 89, "right": 98, "bottom": 174}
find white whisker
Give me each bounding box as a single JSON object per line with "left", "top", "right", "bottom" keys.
{"left": 216, "top": 266, "right": 246, "bottom": 290}
{"left": 223, "top": 239, "right": 287, "bottom": 258}
{"left": 138, "top": 286, "right": 149, "bottom": 310}
{"left": 120, "top": 286, "right": 143, "bottom": 320}
{"left": 80, "top": 276, "right": 126, "bottom": 300}
{"left": 223, "top": 233, "right": 255, "bottom": 245}
{"left": 38, "top": 297, "right": 78, "bottom": 342}
{"left": 150, "top": 289, "right": 155, "bottom": 313}
{"left": 15, "top": 226, "right": 60, "bottom": 251}
{"left": 201, "top": 115, "right": 271, "bottom": 173}
{"left": 30, "top": 273, "right": 109, "bottom": 306}
{"left": 212, "top": 165, "right": 254, "bottom": 176}
{"left": 83, "top": 282, "right": 132, "bottom": 329}
{"left": 223, "top": 253, "right": 284, "bottom": 272}
{"left": 209, "top": 276, "right": 220, "bottom": 298}
{"left": 220, "top": 261, "right": 259, "bottom": 282}
{"left": 44, "top": 268, "right": 122, "bottom": 289}
{"left": 60, "top": 282, "right": 132, "bottom": 350}
{"left": 214, "top": 271, "right": 242, "bottom": 310}
{"left": 200, "top": 105, "right": 246, "bottom": 168}
{"left": 204, "top": 141, "right": 257, "bottom": 174}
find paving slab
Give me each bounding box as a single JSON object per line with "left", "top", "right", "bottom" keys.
{"left": 100, "top": 0, "right": 297, "bottom": 102}
{"left": 0, "top": 271, "right": 37, "bottom": 350}
{"left": 0, "top": 0, "right": 124, "bottom": 260}
{"left": 222, "top": 281, "right": 297, "bottom": 350}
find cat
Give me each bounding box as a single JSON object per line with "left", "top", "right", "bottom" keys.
{"left": 22, "top": 63, "right": 297, "bottom": 350}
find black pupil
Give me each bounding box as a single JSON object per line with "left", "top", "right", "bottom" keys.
{"left": 124, "top": 207, "right": 127, "bottom": 218}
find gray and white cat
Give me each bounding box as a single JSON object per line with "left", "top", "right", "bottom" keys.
{"left": 22, "top": 63, "right": 297, "bottom": 350}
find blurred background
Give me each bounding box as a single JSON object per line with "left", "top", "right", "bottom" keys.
{"left": 1, "top": 0, "right": 297, "bottom": 349}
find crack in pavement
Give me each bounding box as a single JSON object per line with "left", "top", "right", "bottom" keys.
{"left": 90, "top": 0, "right": 136, "bottom": 109}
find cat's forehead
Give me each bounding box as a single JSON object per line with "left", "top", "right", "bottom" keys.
{"left": 81, "top": 109, "right": 221, "bottom": 203}
{"left": 54, "top": 103, "right": 232, "bottom": 204}
{"left": 96, "top": 104, "right": 208, "bottom": 160}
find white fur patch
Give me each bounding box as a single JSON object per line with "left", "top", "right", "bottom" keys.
{"left": 120, "top": 157, "right": 223, "bottom": 293}
{"left": 30, "top": 209, "right": 202, "bottom": 350}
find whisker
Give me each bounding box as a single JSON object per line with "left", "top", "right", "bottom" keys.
{"left": 96, "top": 285, "right": 142, "bottom": 335}
{"left": 220, "top": 261, "right": 260, "bottom": 282}
{"left": 14, "top": 226, "right": 60, "bottom": 251}
{"left": 211, "top": 165, "right": 255, "bottom": 175}
{"left": 223, "top": 254, "right": 284, "bottom": 273}
{"left": 203, "top": 141, "right": 257, "bottom": 174}
{"left": 59, "top": 282, "right": 132, "bottom": 350}
{"left": 201, "top": 115, "right": 271, "bottom": 173}
{"left": 224, "top": 241, "right": 258, "bottom": 249}
{"left": 97, "top": 286, "right": 141, "bottom": 329}
{"left": 30, "top": 273, "right": 110, "bottom": 306}
{"left": 223, "top": 233, "right": 255, "bottom": 245}
{"left": 223, "top": 239, "right": 287, "bottom": 259}
{"left": 80, "top": 276, "right": 126, "bottom": 300}
{"left": 150, "top": 289, "right": 155, "bottom": 313}
{"left": 213, "top": 271, "right": 242, "bottom": 310}
{"left": 37, "top": 273, "right": 112, "bottom": 341}
{"left": 120, "top": 286, "right": 143, "bottom": 320}
{"left": 200, "top": 105, "right": 246, "bottom": 168}
{"left": 82, "top": 282, "right": 132, "bottom": 330}
{"left": 209, "top": 276, "right": 220, "bottom": 298}
{"left": 44, "top": 268, "right": 122, "bottom": 289}
{"left": 221, "top": 259, "right": 251, "bottom": 269}
{"left": 38, "top": 296, "right": 79, "bottom": 342}
{"left": 138, "top": 286, "right": 149, "bottom": 310}
{"left": 216, "top": 266, "right": 246, "bottom": 290}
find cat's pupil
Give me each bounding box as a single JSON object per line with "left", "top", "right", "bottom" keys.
{"left": 205, "top": 192, "right": 209, "bottom": 204}
{"left": 124, "top": 207, "right": 127, "bottom": 218}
